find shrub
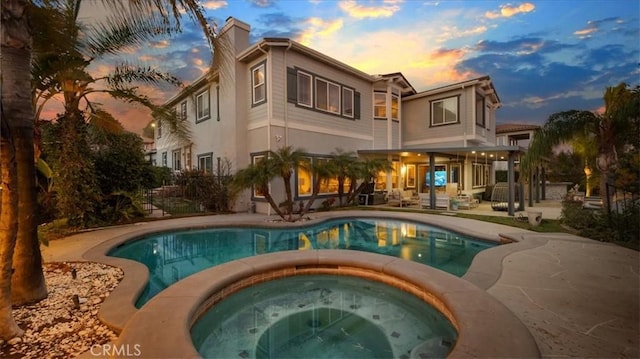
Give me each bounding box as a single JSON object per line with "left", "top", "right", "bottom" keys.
{"left": 560, "top": 199, "right": 639, "bottom": 245}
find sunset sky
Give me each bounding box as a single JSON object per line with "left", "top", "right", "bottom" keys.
{"left": 51, "top": 0, "right": 639, "bottom": 135}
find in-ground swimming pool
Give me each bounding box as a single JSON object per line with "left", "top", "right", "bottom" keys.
{"left": 109, "top": 217, "right": 495, "bottom": 306}
{"left": 191, "top": 274, "right": 458, "bottom": 359}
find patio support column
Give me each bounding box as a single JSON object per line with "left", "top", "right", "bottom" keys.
{"left": 429, "top": 152, "right": 436, "bottom": 209}
{"left": 507, "top": 151, "right": 515, "bottom": 216}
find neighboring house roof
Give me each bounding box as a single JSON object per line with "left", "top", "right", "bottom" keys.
{"left": 496, "top": 123, "right": 540, "bottom": 134}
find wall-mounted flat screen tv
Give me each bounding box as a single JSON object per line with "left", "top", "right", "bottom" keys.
{"left": 425, "top": 171, "right": 447, "bottom": 186}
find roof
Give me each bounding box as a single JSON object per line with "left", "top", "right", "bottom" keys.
{"left": 374, "top": 72, "right": 417, "bottom": 96}
{"left": 237, "top": 38, "right": 375, "bottom": 82}
{"left": 404, "top": 76, "right": 501, "bottom": 106}
{"left": 496, "top": 123, "right": 540, "bottom": 134}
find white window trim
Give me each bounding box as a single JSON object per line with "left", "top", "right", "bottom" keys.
{"left": 374, "top": 92, "right": 386, "bottom": 119}
{"left": 342, "top": 87, "right": 354, "bottom": 118}
{"left": 315, "top": 78, "right": 341, "bottom": 115}
{"left": 172, "top": 149, "right": 182, "bottom": 171}
{"left": 252, "top": 154, "right": 266, "bottom": 198}
{"left": 196, "top": 90, "right": 210, "bottom": 123}
{"left": 198, "top": 153, "right": 213, "bottom": 174}
{"left": 297, "top": 71, "right": 313, "bottom": 108}
{"left": 252, "top": 64, "right": 266, "bottom": 105}
{"left": 180, "top": 101, "right": 187, "bottom": 121}
{"left": 431, "top": 97, "right": 458, "bottom": 126}
{"left": 391, "top": 94, "right": 399, "bottom": 120}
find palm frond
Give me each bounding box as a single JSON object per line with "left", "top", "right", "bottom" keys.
{"left": 106, "top": 64, "right": 181, "bottom": 87}
{"left": 83, "top": 10, "right": 178, "bottom": 58}
{"left": 520, "top": 110, "right": 597, "bottom": 175}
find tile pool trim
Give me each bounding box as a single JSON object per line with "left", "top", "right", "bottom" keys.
{"left": 82, "top": 211, "right": 542, "bottom": 358}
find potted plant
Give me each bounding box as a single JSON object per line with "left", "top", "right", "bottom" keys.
{"left": 450, "top": 197, "right": 459, "bottom": 211}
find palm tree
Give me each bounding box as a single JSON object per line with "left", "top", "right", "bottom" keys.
{"left": 328, "top": 148, "right": 358, "bottom": 206}
{"left": 0, "top": 113, "right": 25, "bottom": 341}
{"left": 232, "top": 159, "right": 287, "bottom": 220}
{"left": 298, "top": 158, "right": 333, "bottom": 218}
{"left": 345, "top": 157, "right": 393, "bottom": 204}
{"left": 1, "top": 0, "right": 220, "bottom": 341}
{"left": 521, "top": 83, "right": 640, "bottom": 209}
{"left": 268, "top": 146, "right": 307, "bottom": 220}
{"left": 570, "top": 129, "right": 598, "bottom": 196}
{"left": 31, "top": 0, "right": 188, "bottom": 227}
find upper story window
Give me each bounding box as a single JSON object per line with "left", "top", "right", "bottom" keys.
{"left": 252, "top": 63, "right": 266, "bottom": 105}
{"left": 431, "top": 96, "right": 459, "bottom": 126}
{"left": 196, "top": 90, "right": 210, "bottom": 123}
{"left": 476, "top": 94, "right": 485, "bottom": 126}
{"left": 374, "top": 93, "right": 386, "bottom": 118}
{"left": 391, "top": 94, "right": 399, "bottom": 120}
{"left": 180, "top": 101, "right": 187, "bottom": 121}
{"left": 287, "top": 67, "right": 360, "bottom": 120}
{"left": 297, "top": 71, "right": 312, "bottom": 107}
{"left": 315, "top": 78, "right": 340, "bottom": 114}
{"left": 156, "top": 120, "right": 162, "bottom": 138}
{"left": 342, "top": 87, "right": 354, "bottom": 118}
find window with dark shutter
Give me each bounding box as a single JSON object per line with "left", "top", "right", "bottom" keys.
{"left": 354, "top": 92, "right": 361, "bottom": 119}
{"left": 287, "top": 67, "right": 297, "bottom": 103}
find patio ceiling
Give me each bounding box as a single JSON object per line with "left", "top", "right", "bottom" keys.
{"left": 358, "top": 145, "right": 524, "bottom": 162}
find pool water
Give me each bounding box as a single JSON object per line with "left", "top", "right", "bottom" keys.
{"left": 191, "top": 275, "right": 457, "bottom": 359}
{"left": 109, "top": 218, "right": 494, "bottom": 307}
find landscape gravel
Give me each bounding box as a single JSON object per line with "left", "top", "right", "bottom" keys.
{"left": 0, "top": 262, "right": 123, "bottom": 359}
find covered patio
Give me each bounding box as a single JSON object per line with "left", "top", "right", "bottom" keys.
{"left": 358, "top": 145, "right": 528, "bottom": 216}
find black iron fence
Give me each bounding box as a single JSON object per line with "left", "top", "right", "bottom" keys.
{"left": 604, "top": 183, "right": 639, "bottom": 242}
{"left": 139, "top": 173, "right": 234, "bottom": 216}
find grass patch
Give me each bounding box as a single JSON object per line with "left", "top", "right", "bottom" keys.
{"left": 350, "top": 205, "right": 571, "bottom": 233}
{"left": 152, "top": 196, "right": 205, "bottom": 215}
{"left": 455, "top": 213, "right": 569, "bottom": 233}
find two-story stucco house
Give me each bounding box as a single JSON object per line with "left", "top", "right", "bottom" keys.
{"left": 154, "top": 17, "right": 523, "bottom": 215}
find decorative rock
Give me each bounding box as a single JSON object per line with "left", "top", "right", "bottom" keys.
{"left": 1, "top": 262, "right": 123, "bottom": 358}
{"left": 7, "top": 337, "right": 22, "bottom": 345}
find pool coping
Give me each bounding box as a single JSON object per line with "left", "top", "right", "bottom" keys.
{"left": 82, "top": 211, "right": 542, "bottom": 358}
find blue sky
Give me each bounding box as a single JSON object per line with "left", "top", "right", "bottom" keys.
{"left": 77, "top": 0, "right": 639, "bottom": 134}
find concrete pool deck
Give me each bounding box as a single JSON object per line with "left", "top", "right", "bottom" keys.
{"left": 40, "top": 210, "right": 639, "bottom": 358}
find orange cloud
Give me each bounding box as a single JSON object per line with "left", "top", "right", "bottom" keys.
{"left": 339, "top": 0, "right": 402, "bottom": 19}
{"left": 408, "top": 48, "right": 477, "bottom": 84}
{"left": 297, "top": 18, "right": 344, "bottom": 46}
{"left": 410, "top": 48, "right": 467, "bottom": 69}
{"left": 574, "top": 21, "right": 598, "bottom": 38}
{"left": 151, "top": 40, "right": 170, "bottom": 49}
{"left": 202, "top": 1, "right": 227, "bottom": 10}
{"left": 485, "top": 2, "right": 535, "bottom": 19}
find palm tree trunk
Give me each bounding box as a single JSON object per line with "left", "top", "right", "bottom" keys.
{"left": 1, "top": 2, "right": 48, "bottom": 303}
{"left": 1, "top": 0, "right": 33, "bottom": 339}
{"left": 11, "top": 125, "right": 47, "bottom": 304}
{"left": 0, "top": 107, "right": 24, "bottom": 341}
